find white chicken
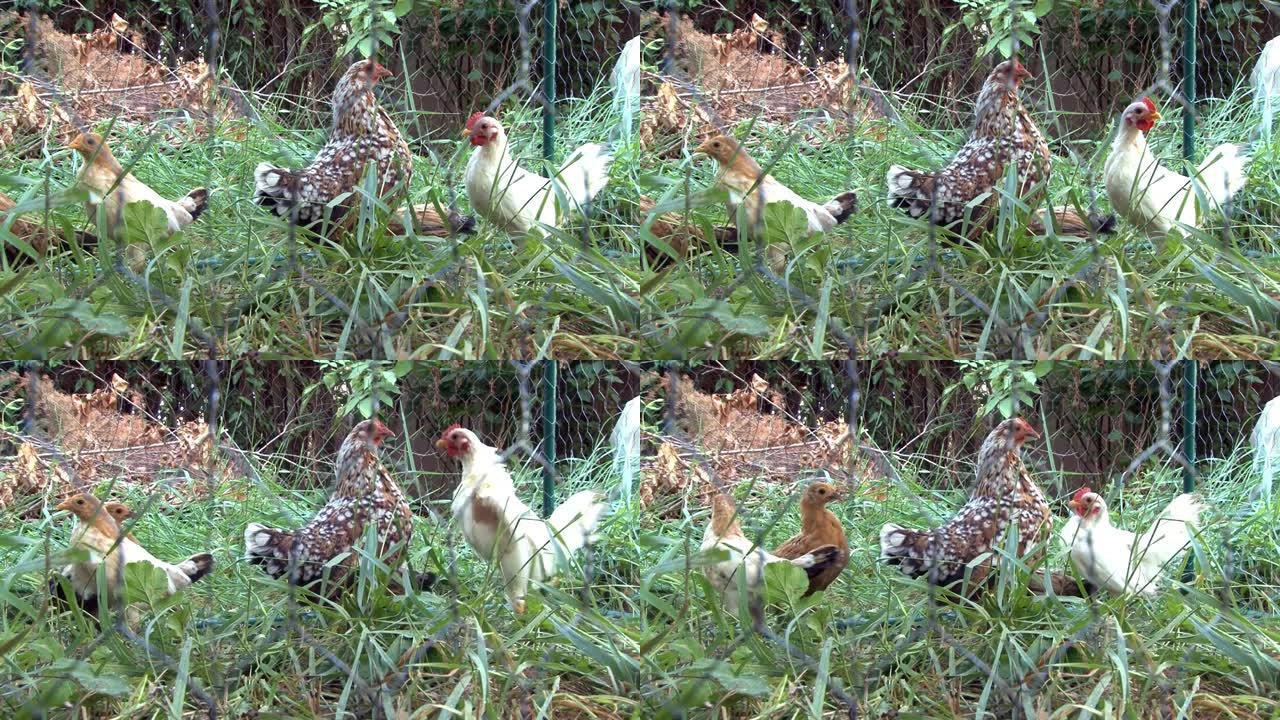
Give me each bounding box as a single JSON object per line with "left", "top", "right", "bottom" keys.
{"left": 1253, "top": 35, "right": 1280, "bottom": 141}
{"left": 1059, "top": 486, "right": 1203, "bottom": 596}
{"left": 1104, "top": 97, "right": 1250, "bottom": 238}
{"left": 437, "top": 425, "right": 607, "bottom": 613}
{"left": 1252, "top": 395, "right": 1280, "bottom": 499}
{"left": 463, "top": 113, "right": 613, "bottom": 236}
{"left": 700, "top": 491, "right": 841, "bottom": 619}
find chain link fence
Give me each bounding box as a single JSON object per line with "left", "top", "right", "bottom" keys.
{"left": 642, "top": 359, "right": 1279, "bottom": 717}
{"left": 0, "top": 359, "right": 642, "bottom": 718}
{"left": 0, "top": 1, "right": 1276, "bottom": 358}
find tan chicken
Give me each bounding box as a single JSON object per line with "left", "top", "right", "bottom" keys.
{"left": 54, "top": 493, "right": 213, "bottom": 612}
{"left": 1028, "top": 207, "right": 1116, "bottom": 238}
{"left": 385, "top": 203, "right": 476, "bottom": 238}
{"left": 68, "top": 133, "right": 208, "bottom": 237}
{"left": 880, "top": 418, "right": 1051, "bottom": 591}
{"left": 103, "top": 501, "right": 138, "bottom": 542}
{"left": 694, "top": 135, "right": 858, "bottom": 236}
{"left": 771, "top": 482, "right": 849, "bottom": 596}
{"left": 244, "top": 419, "right": 413, "bottom": 594}
{"left": 254, "top": 60, "right": 413, "bottom": 231}
{"left": 700, "top": 490, "right": 842, "bottom": 619}
{"left": 637, "top": 194, "right": 738, "bottom": 268}
{"left": 887, "top": 60, "right": 1052, "bottom": 241}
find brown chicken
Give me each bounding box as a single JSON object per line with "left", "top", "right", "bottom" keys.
{"left": 886, "top": 60, "right": 1052, "bottom": 241}
{"left": 637, "top": 194, "right": 739, "bottom": 268}
{"left": 103, "top": 501, "right": 138, "bottom": 542}
{"left": 700, "top": 490, "right": 842, "bottom": 619}
{"left": 68, "top": 132, "right": 208, "bottom": 237}
{"left": 1028, "top": 206, "right": 1117, "bottom": 238}
{"left": 879, "top": 418, "right": 1051, "bottom": 591}
{"left": 243, "top": 419, "right": 413, "bottom": 594}
{"left": 771, "top": 482, "right": 849, "bottom": 596}
{"left": 694, "top": 135, "right": 858, "bottom": 236}
{"left": 253, "top": 59, "right": 413, "bottom": 230}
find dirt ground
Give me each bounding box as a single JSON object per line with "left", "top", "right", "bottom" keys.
{"left": 640, "top": 12, "right": 884, "bottom": 152}
{"left": 640, "top": 373, "right": 888, "bottom": 516}
{"left": 0, "top": 373, "right": 237, "bottom": 513}
{"left": 0, "top": 12, "right": 227, "bottom": 152}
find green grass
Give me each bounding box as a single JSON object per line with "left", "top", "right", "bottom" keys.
{"left": 3, "top": 435, "right": 1279, "bottom": 718}
{"left": 3, "top": 73, "right": 1280, "bottom": 358}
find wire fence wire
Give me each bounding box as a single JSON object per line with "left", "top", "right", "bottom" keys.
{"left": 0, "top": 0, "right": 641, "bottom": 359}
{"left": 0, "top": 1, "right": 1277, "bottom": 358}
{"left": 0, "top": 360, "right": 640, "bottom": 719}
{"left": 645, "top": 359, "right": 1278, "bottom": 718}
{"left": 1, "top": 360, "right": 1278, "bottom": 716}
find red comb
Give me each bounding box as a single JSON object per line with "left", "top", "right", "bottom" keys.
{"left": 465, "top": 112, "right": 485, "bottom": 131}
{"left": 1141, "top": 97, "right": 1157, "bottom": 113}
{"left": 441, "top": 423, "right": 463, "bottom": 435}
{"left": 1072, "top": 486, "right": 1092, "bottom": 502}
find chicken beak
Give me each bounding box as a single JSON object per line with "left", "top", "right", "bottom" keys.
{"left": 1150, "top": 111, "right": 1162, "bottom": 123}
{"left": 55, "top": 498, "right": 73, "bottom": 512}
{"left": 435, "top": 438, "right": 448, "bottom": 451}
{"left": 1067, "top": 499, "right": 1083, "bottom": 514}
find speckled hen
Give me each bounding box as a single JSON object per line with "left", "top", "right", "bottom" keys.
{"left": 253, "top": 60, "right": 413, "bottom": 230}
{"left": 879, "top": 417, "right": 1051, "bottom": 590}
{"left": 244, "top": 419, "right": 413, "bottom": 593}
{"left": 886, "top": 60, "right": 1052, "bottom": 241}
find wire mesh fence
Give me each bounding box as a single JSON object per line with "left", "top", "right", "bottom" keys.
{"left": 0, "top": 0, "right": 1278, "bottom": 358}
{"left": 1, "top": 359, "right": 1278, "bottom": 716}
{"left": 0, "top": 359, "right": 641, "bottom": 718}
{"left": 642, "top": 358, "right": 1280, "bottom": 717}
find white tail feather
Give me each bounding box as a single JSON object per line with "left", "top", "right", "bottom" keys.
{"left": 547, "top": 490, "right": 607, "bottom": 557}
{"left": 1195, "top": 143, "right": 1250, "bottom": 209}
{"left": 879, "top": 522, "right": 907, "bottom": 559}
{"left": 243, "top": 522, "right": 274, "bottom": 559}
{"left": 555, "top": 143, "right": 613, "bottom": 210}
{"left": 1133, "top": 493, "right": 1203, "bottom": 576}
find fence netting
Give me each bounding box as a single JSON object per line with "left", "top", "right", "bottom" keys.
{"left": 2, "top": 359, "right": 1279, "bottom": 716}
{"left": 641, "top": 359, "right": 1279, "bottom": 717}
{"left": 1, "top": 1, "right": 1278, "bottom": 358}
{"left": 0, "top": 360, "right": 640, "bottom": 718}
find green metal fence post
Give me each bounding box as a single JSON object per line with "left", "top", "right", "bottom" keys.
{"left": 542, "top": 0, "right": 556, "bottom": 163}
{"left": 1182, "top": 359, "right": 1197, "bottom": 584}
{"left": 542, "top": 360, "right": 557, "bottom": 516}
{"left": 1182, "top": 0, "right": 1196, "bottom": 161}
